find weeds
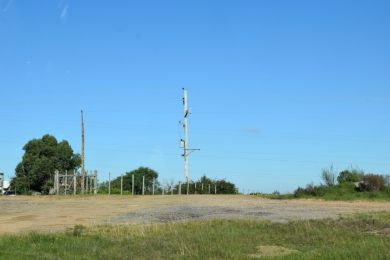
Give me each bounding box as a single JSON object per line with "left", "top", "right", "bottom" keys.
{"left": 1, "top": 213, "right": 390, "bottom": 259}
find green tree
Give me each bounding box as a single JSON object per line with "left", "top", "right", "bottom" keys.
{"left": 11, "top": 135, "right": 81, "bottom": 194}
{"left": 110, "top": 167, "right": 159, "bottom": 195}
{"left": 337, "top": 169, "right": 364, "bottom": 184}
{"left": 180, "top": 175, "right": 238, "bottom": 194}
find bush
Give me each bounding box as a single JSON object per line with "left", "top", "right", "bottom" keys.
{"left": 321, "top": 166, "right": 336, "bottom": 186}
{"left": 337, "top": 169, "right": 364, "bottom": 184}
{"left": 293, "top": 183, "right": 326, "bottom": 197}
{"left": 358, "top": 174, "right": 385, "bottom": 192}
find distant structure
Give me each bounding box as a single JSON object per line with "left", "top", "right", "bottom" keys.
{"left": 0, "top": 172, "right": 10, "bottom": 195}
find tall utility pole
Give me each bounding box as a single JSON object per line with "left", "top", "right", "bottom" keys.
{"left": 183, "top": 88, "right": 189, "bottom": 194}
{"left": 81, "top": 110, "right": 85, "bottom": 194}
{"left": 181, "top": 88, "right": 199, "bottom": 195}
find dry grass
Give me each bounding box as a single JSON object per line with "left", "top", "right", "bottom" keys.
{"left": 1, "top": 213, "right": 390, "bottom": 259}
{"left": 2, "top": 195, "right": 390, "bottom": 234}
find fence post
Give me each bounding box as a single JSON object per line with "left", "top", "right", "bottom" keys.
{"left": 90, "top": 171, "right": 93, "bottom": 193}
{"left": 195, "top": 182, "right": 197, "bottom": 194}
{"left": 179, "top": 181, "right": 182, "bottom": 195}
{"left": 142, "top": 176, "right": 145, "bottom": 195}
{"left": 121, "top": 174, "right": 123, "bottom": 196}
{"left": 132, "top": 174, "right": 134, "bottom": 196}
{"left": 108, "top": 172, "right": 111, "bottom": 195}
{"left": 152, "top": 178, "right": 155, "bottom": 195}
{"left": 209, "top": 184, "right": 211, "bottom": 194}
{"left": 73, "top": 173, "right": 77, "bottom": 195}
{"left": 86, "top": 174, "right": 89, "bottom": 194}
{"left": 64, "top": 170, "right": 68, "bottom": 195}
{"left": 215, "top": 184, "right": 217, "bottom": 194}
{"left": 55, "top": 170, "right": 59, "bottom": 195}
{"left": 94, "top": 170, "right": 97, "bottom": 195}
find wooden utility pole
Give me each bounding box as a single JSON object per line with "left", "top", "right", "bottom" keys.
{"left": 81, "top": 110, "right": 85, "bottom": 194}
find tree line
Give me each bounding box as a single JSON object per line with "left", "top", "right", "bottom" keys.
{"left": 99, "top": 168, "right": 238, "bottom": 195}
{"left": 8, "top": 134, "right": 238, "bottom": 195}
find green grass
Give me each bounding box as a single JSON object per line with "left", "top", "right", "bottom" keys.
{"left": 1, "top": 213, "right": 390, "bottom": 259}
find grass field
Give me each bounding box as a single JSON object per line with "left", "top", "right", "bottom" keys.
{"left": 1, "top": 212, "right": 390, "bottom": 259}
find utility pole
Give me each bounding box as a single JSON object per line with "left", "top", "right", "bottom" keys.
{"left": 81, "top": 110, "right": 85, "bottom": 194}
{"left": 183, "top": 88, "right": 189, "bottom": 195}
{"left": 180, "top": 88, "right": 199, "bottom": 195}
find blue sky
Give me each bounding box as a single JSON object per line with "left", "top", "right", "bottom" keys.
{"left": 0, "top": 0, "right": 389, "bottom": 193}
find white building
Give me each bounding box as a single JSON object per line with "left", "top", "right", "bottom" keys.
{"left": 0, "top": 172, "right": 10, "bottom": 195}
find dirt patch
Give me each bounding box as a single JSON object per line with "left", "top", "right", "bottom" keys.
{"left": 7, "top": 215, "right": 38, "bottom": 222}
{"left": 249, "top": 245, "right": 300, "bottom": 258}
{"left": 1, "top": 195, "right": 390, "bottom": 234}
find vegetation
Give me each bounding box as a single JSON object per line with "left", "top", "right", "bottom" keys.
{"left": 1, "top": 212, "right": 390, "bottom": 259}
{"left": 337, "top": 169, "right": 364, "bottom": 184}
{"left": 256, "top": 167, "right": 390, "bottom": 201}
{"left": 11, "top": 134, "right": 81, "bottom": 194}
{"left": 321, "top": 165, "right": 336, "bottom": 187}
{"left": 358, "top": 174, "right": 385, "bottom": 192}
{"left": 98, "top": 172, "right": 238, "bottom": 195}
{"left": 178, "top": 175, "right": 238, "bottom": 194}
{"left": 99, "top": 167, "right": 159, "bottom": 195}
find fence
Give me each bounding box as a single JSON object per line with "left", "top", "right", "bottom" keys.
{"left": 103, "top": 174, "right": 220, "bottom": 196}
{"left": 53, "top": 170, "right": 98, "bottom": 195}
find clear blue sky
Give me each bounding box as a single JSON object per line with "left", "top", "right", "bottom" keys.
{"left": 1, "top": 0, "right": 389, "bottom": 193}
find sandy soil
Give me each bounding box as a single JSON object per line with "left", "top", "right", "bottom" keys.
{"left": 1, "top": 195, "right": 390, "bottom": 234}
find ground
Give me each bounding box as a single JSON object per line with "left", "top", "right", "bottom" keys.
{"left": 1, "top": 195, "right": 390, "bottom": 233}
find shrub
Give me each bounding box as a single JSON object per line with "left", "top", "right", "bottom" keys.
{"left": 358, "top": 174, "right": 385, "bottom": 192}
{"left": 321, "top": 166, "right": 336, "bottom": 186}
{"left": 293, "top": 183, "right": 326, "bottom": 197}
{"left": 73, "top": 224, "right": 85, "bottom": 237}
{"left": 337, "top": 169, "right": 364, "bottom": 184}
